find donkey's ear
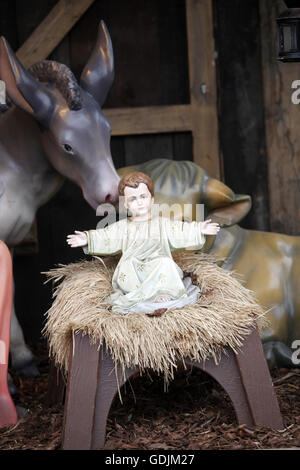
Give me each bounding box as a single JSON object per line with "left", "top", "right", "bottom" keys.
{"left": 0, "top": 38, "right": 33, "bottom": 114}
{"left": 80, "top": 20, "right": 114, "bottom": 107}
{"left": 0, "top": 37, "right": 55, "bottom": 127}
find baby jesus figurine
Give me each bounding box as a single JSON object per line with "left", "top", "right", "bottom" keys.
{"left": 67, "top": 171, "right": 220, "bottom": 315}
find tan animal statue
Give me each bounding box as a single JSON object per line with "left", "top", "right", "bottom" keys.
{"left": 117, "top": 158, "right": 300, "bottom": 368}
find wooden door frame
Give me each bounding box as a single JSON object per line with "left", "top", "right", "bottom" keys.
{"left": 104, "top": 0, "right": 220, "bottom": 178}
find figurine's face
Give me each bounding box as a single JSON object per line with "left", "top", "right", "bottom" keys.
{"left": 124, "top": 183, "right": 154, "bottom": 220}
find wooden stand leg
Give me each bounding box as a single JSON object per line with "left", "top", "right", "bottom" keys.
{"left": 91, "top": 345, "right": 138, "bottom": 449}
{"left": 186, "top": 327, "right": 283, "bottom": 430}
{"left": 62, "top": 334, "right": 101, "bottom": 450}
{"left": 235, "top": 326, "right": 283, "bottom": 429}
{"left": 185, "top": 347, "right": 255, "bottom": 426}
{"left": 62, "top": 333, "right": 138, "bottom": 450}
{"left": 46, "top": 360, "right": 65, "bottom": 406}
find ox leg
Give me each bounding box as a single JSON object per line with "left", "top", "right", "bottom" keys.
{"left": 263, "top": 340, "right": 295, "bottom": 369}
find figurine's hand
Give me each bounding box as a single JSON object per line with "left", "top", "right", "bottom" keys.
{"left": 201, "top": 219, "right": 220, "bottom": 235}
{"left": 66, "top": 230, "right": 88, "bottom": 248}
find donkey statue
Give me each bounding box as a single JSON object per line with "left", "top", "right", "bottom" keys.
{"left": 0, "top": 21, "right": 120, "bottom": 379}
{"left": 118, "top": 159, "right": 300, "bottom": 368}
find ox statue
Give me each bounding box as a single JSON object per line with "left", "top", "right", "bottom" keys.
{"left": 0, "top": 21, "right": 120, "bottom": 380}
{"left": 117, "top": 159, "right": 300, "bottom": 368}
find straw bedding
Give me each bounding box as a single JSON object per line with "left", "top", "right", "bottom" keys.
{"left": 43, "top": 252, "right": 267, "bottom": 383}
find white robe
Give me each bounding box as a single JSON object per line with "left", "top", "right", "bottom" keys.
{"left": 83, "top": 216, "right": 205, "bottom": 313}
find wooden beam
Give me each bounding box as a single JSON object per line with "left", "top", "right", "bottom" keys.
{"left": 104, "top": 104, "right": 193, "bottom": 136}
{"left": 185, "top": 0, "right": 220, "bottom": 179}
{"left": 17, "top": 0, "right": 95, "bottom": 68}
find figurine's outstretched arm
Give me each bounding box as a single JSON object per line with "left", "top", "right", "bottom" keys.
{"left": 201, "top": 219, "right": 220, "bottom": 235}
{"left": 66, "top": 231, "right": 88, "bottom": 248}
{"left": 67, "top": 223, "right": 123, "bottom": 256}
{"left": 166, "top": 218, "right": 219, "bottom": 251}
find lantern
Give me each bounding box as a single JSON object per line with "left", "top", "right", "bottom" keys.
{"left": 277, "top": 8, "right": 300, "bottom": 61}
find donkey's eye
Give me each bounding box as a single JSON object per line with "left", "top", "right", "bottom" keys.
{"left": 63, "top": 143, "right": 74, "bottom": 154}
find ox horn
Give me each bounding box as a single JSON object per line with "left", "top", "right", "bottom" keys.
{"left": 204, "top": 177, "right": 252, "bottom": 227}
{"left": 203, "top": 177, "right": 235, "bottom": 209}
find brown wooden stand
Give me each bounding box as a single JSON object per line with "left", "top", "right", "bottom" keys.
{"left": 46, "top": 360, "right": 65, "bottom": 406}
{"left": 61, "top": 326, "right": 283, "bottom": 450}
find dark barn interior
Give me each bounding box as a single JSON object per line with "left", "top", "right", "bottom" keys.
{"left": 4, "top": 0, "right": 299, "bottom": 342}
{"left": 0, "top": 0, "right": 300, "bottom": 451}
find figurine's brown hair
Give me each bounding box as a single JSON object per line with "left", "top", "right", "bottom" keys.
{"left": 118, "top": 171, "right": 154, "bottom": 197}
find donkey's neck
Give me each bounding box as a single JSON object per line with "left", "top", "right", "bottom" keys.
{"left": 0, "top": 107, "right": 63, "bottom": 207}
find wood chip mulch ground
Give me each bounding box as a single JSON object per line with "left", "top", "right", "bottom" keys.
{"left": 0, "top": 341, "right": 300, "bottom": 450}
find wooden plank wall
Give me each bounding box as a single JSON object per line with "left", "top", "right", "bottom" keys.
{"left": 215, "top": 0, "right": 300, "bottom": 235}
{"left": 17, "top": 0, "right": 95, "bottom": 68}
{"left": 214, "top": 0, "right": 270, "bottom": 231}
{"left": 68, "top": 0, "right": 192, "bottom": 170}
{"left": 260, "top": 0, "right": 300, "bottom": 236}
{"left": 4, "top": 0, "right": 298, "bottom": 342}
{"left": 7, "top": 0, "right": 194, "bottom": 341}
